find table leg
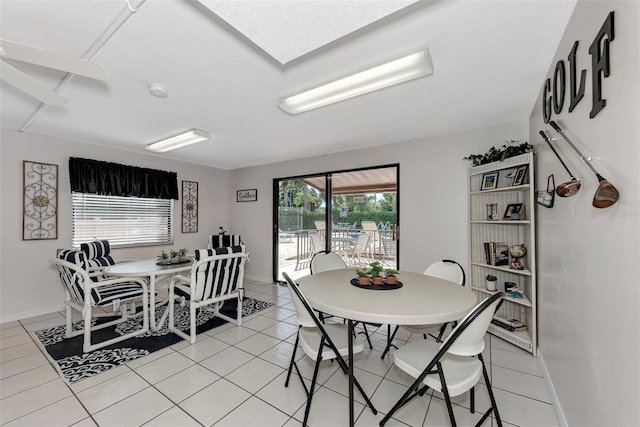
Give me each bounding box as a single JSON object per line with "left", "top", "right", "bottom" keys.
{"left": 148, "top": 275, "right": 159, "bottom": 331}
{"left": 348, "top": 319, "right": 354, "bottom": 427}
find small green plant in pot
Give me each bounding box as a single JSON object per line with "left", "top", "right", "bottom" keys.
{"left": 486, "top": 274, "right": 498, "bottom": 291}
{"left": 177, "top": 248, "right": 188, "bottom": 262}
{"left": 384, "top": 268, "right": 399, "bottom": 285}
{"left": 355, "top": 267, "right": 370, "bottom": 285}
{"left": 169, "top": 250, "right": 179, "bottom": 263}
{"left": 158, "top": 250, "right": 171, "bottom": 265}
{"left": 369, "top": 261, "right": 384, "bottom": 285}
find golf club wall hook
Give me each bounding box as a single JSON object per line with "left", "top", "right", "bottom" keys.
{"left": 549, "top": 121, "right": 619, "bottom": 208}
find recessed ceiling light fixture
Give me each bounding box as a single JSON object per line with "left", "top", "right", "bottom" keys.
{"left": 145, "top": 129, "right": 211, "bottom": 153}
{"left": 278, "top": 49, "right": 433, "bottom": 115}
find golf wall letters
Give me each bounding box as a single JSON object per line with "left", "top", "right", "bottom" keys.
{"left": 542, "top": 11, "right": 614, "bottom": 123}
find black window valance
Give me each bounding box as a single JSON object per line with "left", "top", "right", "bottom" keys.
{"left": 69, "top": 157, "right": 179, "bottom": 200}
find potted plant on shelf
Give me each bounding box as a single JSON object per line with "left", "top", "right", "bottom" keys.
{"left": 384, "top": 268, "right": 399, "bottom": 285}
{"left": 158, "top": 250, "right": 171, "bottom": 265}
{"left": 170, "top": 250, "right": 179, "bottom": 264}
{"left": 178, "top": 248, "right": 188, "bottom": 262}
{"left": 355, "top": 267, "right": 370, "bottom": 285}
{"left": 369, "top": 261, "right": 384, "bottom": 285}
{"left": 486, "top": 274, "right": 498, "bottom": 291}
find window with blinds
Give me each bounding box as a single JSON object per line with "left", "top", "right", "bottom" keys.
{"left": 72, "top": 193, "right": 173, "bottom": 248}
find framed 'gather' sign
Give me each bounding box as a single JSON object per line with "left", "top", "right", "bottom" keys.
{"left": 237, "top": 189, "right": 257, "bottom": 202}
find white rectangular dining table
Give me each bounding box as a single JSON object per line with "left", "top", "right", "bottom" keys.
{"left": 104, "top": 259, "right": 193, "bottom": 331}
{"left": 297, "top": 268, "right": 478, "bottom": 427}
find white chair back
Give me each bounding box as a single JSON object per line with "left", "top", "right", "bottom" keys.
{"left": 310, "top": 251, "right": 346, "bottom": 274}
{"left": 309, "top": 231, "right": 325, "bottom": 252}
{"left": 283, "top": 274, "right": 319, "bottom": 328}
{"left": 442, "top": 293, "right": 503, "bottom": 357}
{"left": 191, "top": 246, "right": 247, "bottom": 302}
{"left": 208, "top": 234, "right": 242, "bottom": 250}
{"left": 423, "top": 259, "right": 465, "bottom": 286}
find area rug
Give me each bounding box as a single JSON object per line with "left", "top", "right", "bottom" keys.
{"left": 33, "top": 297, "right": 273, "bottom": 384}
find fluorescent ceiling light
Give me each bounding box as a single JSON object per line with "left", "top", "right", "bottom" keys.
{"left": 145, "top": 129, "right": 211, "bottom": 153}
{"left": 278, "top": 49, "right": 433, "bottom": 115}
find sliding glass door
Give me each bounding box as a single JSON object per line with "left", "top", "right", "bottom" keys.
{"left": 273, "top": 164, "right": 399, "bottom": 282}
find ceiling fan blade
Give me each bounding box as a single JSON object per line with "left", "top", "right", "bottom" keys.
{"left": 0, "top": 61, "right": 67, "bottom": 105}
{"left": 0, "top": 39, "right": 107, "bottom": 81}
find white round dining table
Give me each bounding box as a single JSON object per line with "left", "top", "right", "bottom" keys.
{"left": 297, "top": 268, "right": 477, "bottom": 326}
{"left": 296, "top": 268, "right": 478, "bottom": 427}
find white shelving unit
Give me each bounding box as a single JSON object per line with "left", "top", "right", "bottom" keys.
{"left": 468, "top": 153, "right": 537, "bottom": 355}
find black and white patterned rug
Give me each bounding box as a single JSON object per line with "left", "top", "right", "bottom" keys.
{"left": 33, "top": 297, "right": 273, "bottom": 384}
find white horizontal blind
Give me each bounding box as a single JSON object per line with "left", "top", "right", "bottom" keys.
{"left": 72, "top": 193, "right": 173, "bottom": 248}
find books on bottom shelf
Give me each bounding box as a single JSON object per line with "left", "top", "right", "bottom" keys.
{"left": 483, "top": 242, "right": 509, "bottom": 266}
{"left": 491, "top": 315, "right": 528, "bottom": 332}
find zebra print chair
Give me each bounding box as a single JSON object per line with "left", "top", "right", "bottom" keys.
{"left": 52, "top": 249, "right": 149, "bottom": 353}
{"left": 168, "top": 246, "right": 248, "bottom": 344}
{"left": 208, "top": 234, "right": 242, "bottom": 250}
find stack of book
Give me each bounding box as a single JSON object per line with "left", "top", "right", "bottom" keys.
{"left": 491, "top": 315, "right": 528, "bottom": 332}
{"left": 483, "top": 242, "right": 509, "bottom": 266}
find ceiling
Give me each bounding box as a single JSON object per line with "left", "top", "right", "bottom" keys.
{"left": 0, "top": 0, "right": 576, "bottom": 170}
{"left": 300, "top": 166, "right": 397, "bottom": 195}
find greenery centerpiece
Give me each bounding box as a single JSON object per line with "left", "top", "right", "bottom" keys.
{"left": 177, "top": 248, "right": 188, "bottom": 262}
{"left": 464, "top": 141, "right": 533, "bottom": 167}
{"left": 169, "top": 250, "right": 179, "bottom": 263}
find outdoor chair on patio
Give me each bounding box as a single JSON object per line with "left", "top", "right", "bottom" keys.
{"left": 52, "top": 249, "right": 149, "bottom": 353}
{"left": 168, "top": 246, "right": 248, "bottom": 344}
{"left": 342, "top": 232, "right": 371, "bottom": 266}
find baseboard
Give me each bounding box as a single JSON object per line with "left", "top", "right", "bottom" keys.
{"left": 244, "top": 274, "right": 273, "bottom": 284}
{"left": 0, "top": 304, "right": 64, "bottom": 324}
{"left": 537, "top": 347, "right": 568, "bottom": 427}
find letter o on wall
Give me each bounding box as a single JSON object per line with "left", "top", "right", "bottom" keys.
{"left": 553, "top": 61, "right": 566, "bottom": 115}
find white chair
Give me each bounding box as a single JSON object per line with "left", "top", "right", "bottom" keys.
{"left": 342, "top": 232, "right": 371, "bottom": 266}
{"left": 169, "top": 246, "right": 248, "bottom": 344}
{"left": 52, "top": 249, "right": 149, "bottom": 353}
{"left": 310, "top": 251, "right": 375, "bottom": 348}
{"left": 380, "top": 292, "right": 504, "bottom": 427}
{"left": 382, "top": 260, "right": 466, "bottom": 358}
{"left": 282, "top": 273, "right": 377, "bottom": 426}
{"left": 308, "top": 231, "right": 325, "bottom": 253}
{"left": 208, "top": 234, "right": 242, "bottom": 249}
{"left": 402, "top": 260, "right": 466, "bottom": 340}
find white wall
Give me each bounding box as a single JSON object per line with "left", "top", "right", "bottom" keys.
{"left": 529, "top": 2, "right": 640, "bottom": 425}
{"left": 228, "top": 120, "right": 529, "bottom": 282}
{"left": 0, "top": 129, "right": 229, "bottom": 322}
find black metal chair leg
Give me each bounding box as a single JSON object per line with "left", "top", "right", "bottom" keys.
{"left": 285, "top": 328, "right": 301, "bottom": 387}
{"left": 381, "top": 325, "right": 399, "bottom": 359}
{"left": 479, "top": 354, "right": 502, "bottom": 427}
{"left": 302, "top": 353, "right": 323, "bottom": 427}
{"left": 437, "top": 362, "right": 457, "bottom": 427}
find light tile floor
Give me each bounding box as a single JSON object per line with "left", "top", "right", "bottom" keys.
{"left": 0, "top": 280, "right": 558, "bottom": 426}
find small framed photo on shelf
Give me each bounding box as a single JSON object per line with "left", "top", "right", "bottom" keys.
{"left": 503, "top": 203, "right": 525, "bottom": 220}
{"left": 513, "top": 165, "right": 528, "bottom": 186}
{"left": 481, "top": 172, "right": 499, "bottom": 190}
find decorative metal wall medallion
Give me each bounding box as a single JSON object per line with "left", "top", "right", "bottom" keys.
{"left": 182, "top": 180, "right": 198, "bottom": 233}
{"left": 23, "top": 161, "right": 58, "bottom": 240}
